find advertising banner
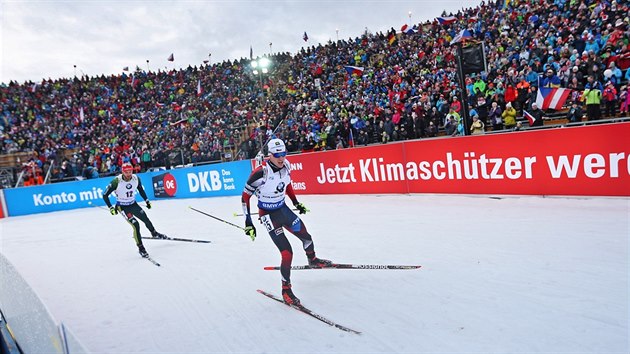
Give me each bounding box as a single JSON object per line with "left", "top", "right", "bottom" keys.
{"left": 403, "top": 123, "right": 630, "bottom": 196}
{"left": 0, "top": 190, "right": 5, "bottom": 219}
{"left": 287, "top": 143, "right": 407, "bottom": 194}
{"left": 4, "top": 160, "right": 252, "bottom": 217}
{"left": 4, "top": 176, "right": 119, "bottom": 216}
{"left": 3, "top": 124, "right": 628, "bottom": 217}
{"left": 288, "top": 123, "right": 630, "bottom": 197}
{"left": 146, "top": 160, "right": 251, "bottom": 199}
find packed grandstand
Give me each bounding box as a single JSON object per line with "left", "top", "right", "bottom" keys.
{"left": 1, "top": 0, "right": 628, "bottom": 188}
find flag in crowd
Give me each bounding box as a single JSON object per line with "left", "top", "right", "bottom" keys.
{"left": 523, "top": 110, "right": 536, "bottom": 126}
{"left": 167, "top": 53, "right": 174, "bottom": 62}
{"left": 197, "top": 80, "right": 202, "bottom": 96}
{"left": 169, "top": 117, "right": 187, "bottom": 126}
{"left": 450, "top": 29, "right": 473, "bottom": 45}
{"left": 250, "top": 45, "right": 253, "bottom": 60}
{"left": 387, "top": 32, "right": 397, "bottom": 45}
{"left": 536, "top": 87, "right": 571, "bottom": 110}
{"left": 348, "top": 128, "right": 355, "bottom": 147}
{"left": 344, "top": 66, "right": 364, "bottom": 76}
{"left": 79, "top": 107, "right": 85, "bottom": 122}
{"left": 400, "top": 24, "right": 417, "bottom": 34}
{"left": 122, "top": 66, "right": 129, "bottom": 71}
{"left": 303, "top": 31, "right": 308, "bottom": 42}
{"left": 437, "top": 16, "right": 457, "bottom": 25}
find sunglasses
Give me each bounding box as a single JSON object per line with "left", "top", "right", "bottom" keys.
{"left": 272, "top": 151, "right": 287, "bottom": 158}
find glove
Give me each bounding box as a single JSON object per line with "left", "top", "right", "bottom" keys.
{"left": 244, "top": 215, "right": 256, "bottom": 241}
{"left": 295, "top": 202, "right": 309, "bottom": 214}
{"left": 109, "top": 206, "right": 118, "bottom": 215}
{"left": 145, "top": 200, "right": 152, "bottom": 209}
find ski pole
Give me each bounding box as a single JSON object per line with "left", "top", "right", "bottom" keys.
{"left": 189, "top": 206, "right": 246, "bottom": 230}
{"left": 141, "top": 236, "right": 211, "bottom": 243}
{"left": 233, "top": 208, "right": 298, "bottom": 217}
{"left": 91, "top": 203, "right": 108, "bottom": 211}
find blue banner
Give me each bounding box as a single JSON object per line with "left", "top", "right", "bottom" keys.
{"left": 4, "top": 160, "right": 252, "bottom": 216}
{"left": 145, "top": 160, "right": 251, "bottom": 199}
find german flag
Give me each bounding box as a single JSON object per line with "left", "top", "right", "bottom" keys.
{"left": 388, "top": 32, "right": 397, "bottom": 46}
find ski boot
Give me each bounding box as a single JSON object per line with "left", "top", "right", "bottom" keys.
{"left": 138, "top": 244, "right": 149, "bottom": 258}
{"left": 281, "top": 281, "right": 301, "bottom": 306}
{"left": 151, "top": 230, "right": 167, "bottom": 239}
{"left": 308, "top": 256, "right": 333, "bottom": 268}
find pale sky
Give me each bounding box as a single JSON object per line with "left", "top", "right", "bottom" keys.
{"left": 0, "top": 0, "right": 481, "bottom": 84}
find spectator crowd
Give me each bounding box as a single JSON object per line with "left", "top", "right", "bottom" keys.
{"left": 1, "top": 0, "right": 629, "bottom": 184}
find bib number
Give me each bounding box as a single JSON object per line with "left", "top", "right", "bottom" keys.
{"left": 260, "top": 214, "right": 274, "bottom": 232}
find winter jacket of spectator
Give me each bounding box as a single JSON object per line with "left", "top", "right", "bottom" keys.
{"left": 584, "top": 40, "right": 600, "bottom": 54}
{"left": 444, "top": 119, "right": 457, "bottom": 136}
{"left": 602, "top": 85, "right": 617, "bottom": 102}
{"left": 488, "top": 106, "right": 503, "bottom": 125}
{"left": 502, "top": 106, "right": 517, "bottom": 127}
{"left": 450, "top": 100, "right": 461, "bottom": 114}
{"left": 566, "top": 105, "right": 584, "bottom": 123}
{"left": 620, "top": 89, "right": 630, "bottom": 113}
{"left": 583, "top": 82, "right": 603, "bottom": 105}
{"left": 504, "top": 85, "right": 518, "bottom": 103}
{"left": 529, "top": 108, "right": 545, "bottom": 127}
{"left": 525, "top": 70, "right": 539, "bottom": 85}
{"left": 470, "top": 118, "right": 485, "bottom": 135}
{"left": 540, "top": 74, "right": 561, "bottom": 88}
{"left": 516, "top": 80, "right": 530, "bottom": 101}
{"left": 473, "top": 80, "right": 486, "bottom": 95}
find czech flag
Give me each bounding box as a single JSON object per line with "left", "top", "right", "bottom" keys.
{"left": 535, "top": 87, "right": 571, "bottom": 110}
{"left": 437, "top": 16, "right": 457, "bottom": 25}
{"left": 344, "top": 66, "right": 364, "bottom": 76}
{"left": 450, "top": 29, "right": 473, "bottom": 45}
{"left": 348, "top": 128, "right": 355, "bottom": 147}
{"left": 523, "top": 110, "right": 536, "bottom": 126}
{"left": 400, "top": 24, "right": 417, "bottom": 34}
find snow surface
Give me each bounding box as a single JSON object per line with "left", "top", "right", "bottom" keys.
{"left": 0, "top": 194, "right": 628, "bottom": 353}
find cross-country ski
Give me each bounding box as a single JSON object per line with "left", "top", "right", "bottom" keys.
{"left": 257, "top": 289, "right": 361, "bottom": 335}
{"left": 263, "top": 263, "right": 421, "bottom": 270}
{"left": 142, "top": 255, "right": 161, "bottom": 267}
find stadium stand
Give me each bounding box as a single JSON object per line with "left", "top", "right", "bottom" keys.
{"left": 1, "top": 0, "right": 628, "bottom": 188}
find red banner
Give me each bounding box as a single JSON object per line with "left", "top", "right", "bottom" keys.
{"left": 0, "top": 192, "right": 4, "bottom": 218}
{"left": 288, "top": 123, "right": 630, "bottom": 197}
